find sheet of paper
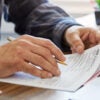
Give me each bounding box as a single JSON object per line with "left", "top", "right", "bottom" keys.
{"left": 0, "top": 45, "right": 100, "bottom": 92}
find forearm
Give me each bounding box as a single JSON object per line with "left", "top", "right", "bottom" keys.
{"left": 5, "top": 0, "right": 81, "bottom": 52}
{"left": 27, "top": 3, "right": 82, "bottom": 52}
{"left": 26, "top": 3, "right": 82, "bottom": 52}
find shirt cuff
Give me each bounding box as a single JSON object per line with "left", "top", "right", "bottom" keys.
{"left": 52, "top": 18, "right": 82, "bottom": 52}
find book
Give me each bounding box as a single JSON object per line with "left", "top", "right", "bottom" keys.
{"left": 0, "top": 45, "right": 100, "bottom": 92}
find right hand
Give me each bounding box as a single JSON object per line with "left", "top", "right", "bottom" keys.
{"left": 64, "top": 26, "right": 100, "bottom": 54}
{"left": 0, "top": 35, "right": 65, "bottom": 78}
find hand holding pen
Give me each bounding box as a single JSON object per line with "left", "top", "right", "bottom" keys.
{"left": 7, "top": 36, "right": 67, "bottom": 66}
{"left": 0, "top": 35, "right": 66, "bottom": 78}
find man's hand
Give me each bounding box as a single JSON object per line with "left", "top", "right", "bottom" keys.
{"left": 64, "top": 26, "right": 100, "bottom": 53}
{"left": 0, "top": 35, "right": 65, "bottom": 78}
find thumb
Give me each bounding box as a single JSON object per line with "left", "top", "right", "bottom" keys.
{"left": 67, "top": 33, "right": 85, "bottom": 54}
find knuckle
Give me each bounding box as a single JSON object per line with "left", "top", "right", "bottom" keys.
{"left": 51, "top": 46, "right": 60, "bottom": 54}
{"left": 73, "top": 40, "right": 79, "bottom": 44}
{"left": 66, "top": 31, "right": 73, "bottom": 37}
{"left": 55, "top": 47, "right": 60, "bottom": 52}
{"left": 44, "top": 39, "right": 53, "bottom": 47}
{"left": 73, "top": 40, "right": 82, "bottom": 46}
{"left": 68, "top": 33, "right": 75, "bottom": 39}
{"left": 17, "top": 40, "right": 28, "bottom": 47}
{"left": 21, "top": 34, "right": 30, "bottom": 39}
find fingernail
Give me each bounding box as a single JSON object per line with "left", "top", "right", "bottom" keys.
{"left": 76, "top": 46, "right": 83, "bottom": 53}
{"left": 61, "top": 56, "right": 66, "bottom": 61}
{"left": 56, "top": 69, "right": 61, "bottom": 76}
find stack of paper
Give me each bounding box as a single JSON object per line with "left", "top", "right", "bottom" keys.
{"left": 0, "top": 45, "right": 100, "bottom": 92}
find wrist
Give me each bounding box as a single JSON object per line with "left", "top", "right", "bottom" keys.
{"left": 64, "top": 26, "right": 83, "bottom": 43}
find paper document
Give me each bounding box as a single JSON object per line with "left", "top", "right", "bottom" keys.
{"left": 0, "top": 45, "right": 100, "bottom": 92}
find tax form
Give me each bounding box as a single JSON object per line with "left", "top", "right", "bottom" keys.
{"left": 0, "top": 45, "right": 100, "bottom": 92}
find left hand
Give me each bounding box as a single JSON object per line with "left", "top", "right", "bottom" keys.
{"left": 64, "top": 26, "right": 100, "bottom": 54}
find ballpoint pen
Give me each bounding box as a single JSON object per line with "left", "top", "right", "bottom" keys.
{"left": 7, "top": 36, "right": 67, "bottom": 66}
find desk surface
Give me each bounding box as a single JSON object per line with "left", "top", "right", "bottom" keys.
{"left": 0, "top": 14, "right": 100, "bottom": 100}
{"left": 0, "top": 78, "right": 100, "bottom": 100}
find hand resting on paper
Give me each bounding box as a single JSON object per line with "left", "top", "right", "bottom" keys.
{"left": 0, "top": 35, "right": 65, "bottom": 78}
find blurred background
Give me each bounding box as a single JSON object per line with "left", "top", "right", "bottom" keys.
{"left": 50, "top": 0, "right": 94, "bottom": 17}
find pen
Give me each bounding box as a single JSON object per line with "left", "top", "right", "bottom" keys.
{"left": 7, "top": 36, "right": 67, "bottom": 66}
{"left": 56, "top": 59, "right": 67, "bottom": 66}
{"left": 7, "top": 36, "right": 15, "bottom": 41}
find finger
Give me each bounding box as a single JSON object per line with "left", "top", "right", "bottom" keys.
{"left": 32, "top": 37, "right": 66, "bottom": 61}
{"left": 67, "top": 33, "right": 85, "bottom": 54}
{"left": 31, "top": 44, "right": 58, "bottom": 68}
{"left": 71, "top": 47, "right": 77, "bottom": 53}
{"left": 96, "top": 31, "right": 100, "bottom": 43}
{"left": 16, "top": 39, "right": 58, "bottom": 68}
{"left": 20, "top": 50, "right": 61, "bottom": 76}
{"left": 19, "top": 62, "right": 53, "bottom": 78}
{"left": 81, "top": 31, "right": 89, "bottom": 41}
{"left": 19, "top": 35, "right": 66, "bottom": 61}
{"left": 89, "top": 30, "right": 96, "bottom": 44}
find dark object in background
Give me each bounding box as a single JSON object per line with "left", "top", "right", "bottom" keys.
{"left": 95, "top": 10, "right": 100, "bottom": 25}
